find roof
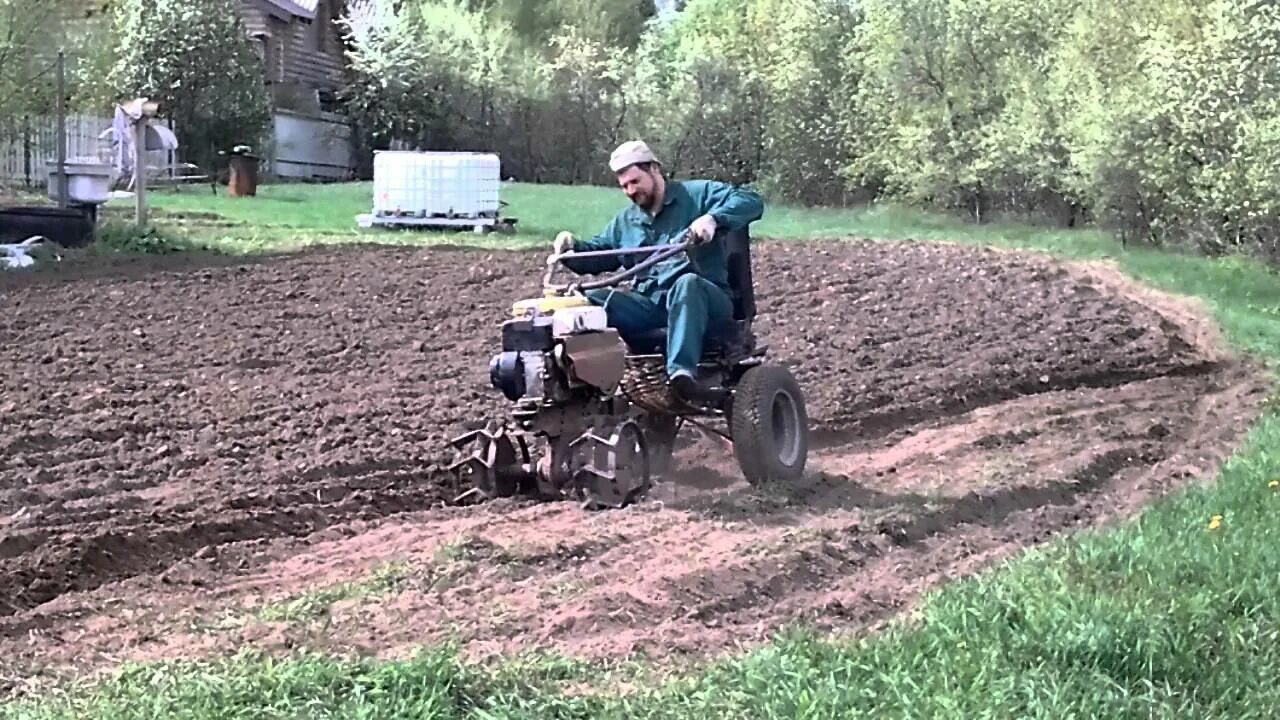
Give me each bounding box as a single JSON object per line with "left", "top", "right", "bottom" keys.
{"left": 261, "top": 0, "right": 317, "bottom": 19}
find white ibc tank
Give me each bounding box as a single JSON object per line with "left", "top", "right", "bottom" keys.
{"left": 373, "top": 151, "right": 501, "bottom": 218}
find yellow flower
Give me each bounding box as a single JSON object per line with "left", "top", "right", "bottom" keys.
{"left": 1208, "top": 514, "right": 1224, "bottom": 531}
{"left": 1269, "top": 480, "right": 1279, "bottom": 489}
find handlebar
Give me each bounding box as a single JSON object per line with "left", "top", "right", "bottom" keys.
{"left": 542, "top": 229, "right": 694, "bottom": 295}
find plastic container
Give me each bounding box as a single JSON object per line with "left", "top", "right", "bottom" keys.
{"left": 552, "top": 306, "right": 609, "bottom": 336}
{"left": 227, "top": 153, "right": 260, "bottom": 197}
{"left": 373, "top": 151, "right": 500, "bottom": 218}
{"left": 45, "top": 160, "right": 114, "bottom": 205}
{"left": 511, "top": 294, "right": 590, "bottom": 319}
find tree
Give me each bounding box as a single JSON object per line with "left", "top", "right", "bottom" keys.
{"left": 341, "top": 0, "right": 518, "bottom": 154}
{"left": 467, "top": 0, "right": 656, "bottom": 49}
{"left": 0, "top": 0, "right": 70, "bottom": 119}
{"left": 624, "top": 0, "right": 861, "bottom": 201}
{"left": 106, "top": 0, "right": 271, "bottom": 171}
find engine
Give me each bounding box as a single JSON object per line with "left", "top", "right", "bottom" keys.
{"left": 488, "top": 300, "right": 625, "bottom": 404}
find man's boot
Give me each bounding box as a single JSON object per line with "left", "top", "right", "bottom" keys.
{"left": 671, "top": 373, "right": 729, "bottom": 410}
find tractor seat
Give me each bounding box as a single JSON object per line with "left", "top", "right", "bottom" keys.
{"left": 620, "top": 224, "right": 760, "bottom": 360}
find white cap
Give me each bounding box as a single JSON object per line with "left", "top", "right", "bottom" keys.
{"left": 609, "top": 140, "right": 660, "bottom": 173}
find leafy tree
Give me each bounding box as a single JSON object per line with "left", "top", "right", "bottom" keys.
{"left": 0, "top": 0, "right": 71, "bottom": 119}
{"left": 105, "top": 0, "right": 272, "bottom": 171}
{"left": 1048, "top": 0, "right": 1280, "bottom": 254}
{"left": 338, "top": 0, "right": 1280, "bottom": 260}
{"left": 341, "top": 0, "right": 518, "bottom": 155}
{"left": 843, "top": 0, "right": 1078, "bottom": 219}
{"left": 625, "top": 0, "right": 860, "bottom": 201}
{"left": 467, "top": 0, "right": 656, "bottom": 49}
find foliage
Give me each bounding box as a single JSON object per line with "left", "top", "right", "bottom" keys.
{"left": 94, "top": 219, "right": 215, "bottom": 255}
{"left": 468, "top": 0, "right": 657, "bottom": 49}
{"left": 341, "top": 0, "right": 636, "bottom": 184}
{"left": 845, "top": 0, "right": 1082, "bottom": 220}
{"left": 621, "top": 0, "right": 862, "bottom": 202}
{"left": 104, "top": 0, "right": 272, "bottom": 172}
{"left": 338, "top": 0, "right": 1280, "bottom": 257}
{"left": 1047, "top": 0, "right": 1280, "bottom": 256}
{"left": 0, "top": 0, "right": 73, "bottom": 120}
{"left": 845, "top": 0, "right": 1280, "bottom": 256}
{"left": 339, "top": 0, "right": 517, "bottom": 169}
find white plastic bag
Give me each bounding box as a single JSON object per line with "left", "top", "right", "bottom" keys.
{"left": 1, "top": 236, "right": 48, "bottom": 270}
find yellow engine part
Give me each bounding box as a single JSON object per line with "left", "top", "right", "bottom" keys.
{"left": 511, "top": 294, "right": 591, "bottom": 318}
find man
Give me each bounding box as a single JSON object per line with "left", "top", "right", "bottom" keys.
{"left": 553, "top": 140, "right": 764, "bottom": 404}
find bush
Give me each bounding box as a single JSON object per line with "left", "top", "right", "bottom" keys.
{"left": 1049, "top": 0, "right": 1280, "bottom": 257}
{"left": 95, "top": 221, "right": 214, "bottom": 255}
{"left": 845, "top": 0, "right": 1280, "bottom": 257}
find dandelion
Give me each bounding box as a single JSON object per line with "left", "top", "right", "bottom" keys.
{"left": 1269, "top": 480, "right": 1279, "bottom": 489}
{"left": 1208, "top": 514, "right": 1224, "bottom": 531}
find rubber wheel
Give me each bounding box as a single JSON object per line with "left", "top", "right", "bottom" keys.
{"left": 730, "top": 364, "right": 808, "bottom": 485}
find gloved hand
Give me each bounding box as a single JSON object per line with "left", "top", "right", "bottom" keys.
{"left": 549, "top": 231, "right": 575, "bottom": 265}
{"left": 689, "top": 214, "right": 718, "bottom": 244}
{"left": 553, "top": 231, "right": 575, "bottom": 254}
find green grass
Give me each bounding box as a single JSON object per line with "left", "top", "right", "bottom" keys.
{"left": 106, "top": 181, "right": 644, "bottom": 252}
{"left": 7, "top": 181, "right": 1280, "bottom": 718}
{"left": 110, "top": 180, "right": 1113, "bottom": 254}
{"left": 251, "top": 562, "right": 411, "bottom": 625}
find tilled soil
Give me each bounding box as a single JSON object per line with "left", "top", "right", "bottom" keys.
{"left": 0, "top": 238, "right": 1269, "bottom": 689}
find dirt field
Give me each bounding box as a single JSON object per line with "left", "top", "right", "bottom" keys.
{"left": 0, "top": 238, "right": 1269, "bottom": 689}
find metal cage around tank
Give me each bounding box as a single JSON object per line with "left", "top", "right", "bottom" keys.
{"left": 356, "top": 150, "right": 516, "bottom": 233}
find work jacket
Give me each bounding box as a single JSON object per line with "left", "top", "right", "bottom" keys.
{"left": 563, "top": 179, "right": 765, "bottom": 301}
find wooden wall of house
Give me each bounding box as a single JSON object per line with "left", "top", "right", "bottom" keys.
{"left": 241, "top": 0, "right": 347, "bottom": 114}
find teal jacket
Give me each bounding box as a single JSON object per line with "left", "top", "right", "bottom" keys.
{"left": 563, "top": 179, "right": 765, "bottom": 300}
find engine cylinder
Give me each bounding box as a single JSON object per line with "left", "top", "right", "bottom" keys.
{"left": 490, "top": 351, "right": 526, "bottom": 401}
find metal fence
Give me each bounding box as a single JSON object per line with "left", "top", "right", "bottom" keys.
{"left": 0, "top": 113, "right": 178, "bottom": 190}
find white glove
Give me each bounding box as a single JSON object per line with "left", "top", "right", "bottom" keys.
{"left": 689, "top": 214, "right": 718, "bottom": 244}
{"left": 549, "top": 231, "right": 575, "bottom": 265}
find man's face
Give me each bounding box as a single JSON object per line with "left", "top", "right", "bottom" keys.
{"left": 616, "top": 164, "right": 659, "bottom": 209}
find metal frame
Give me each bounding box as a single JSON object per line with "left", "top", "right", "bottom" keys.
{"left": 543, "top": 230, "right": 693, "bottom": 294}
{"left": 356, "top": 213, "right": 517, "bottom": 232}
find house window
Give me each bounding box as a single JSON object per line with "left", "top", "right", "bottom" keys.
{"left": 318, "top": 89, "right": 341, "bottom": 113}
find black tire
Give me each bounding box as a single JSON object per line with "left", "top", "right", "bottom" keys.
{"left": 730, "top": 364, "right": 808, "bottom": 485}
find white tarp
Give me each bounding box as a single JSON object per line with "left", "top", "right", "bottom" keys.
{"left": 1, "top": 237, "right": 47, "bottom": 270}
{"left": 96, "top": 99, "right": 180, "bottom": 177}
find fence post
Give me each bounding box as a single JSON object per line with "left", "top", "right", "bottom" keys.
{"left": 22, "top": 115, "right": 31, "bottom": 187}
{"left": 135, "top": 119, "right": 147, "bottom": 226}
{"left": 55, "top": 50, "right": 68, "bottom": 208}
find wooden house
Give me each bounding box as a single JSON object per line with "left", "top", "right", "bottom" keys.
{"left": 73, "top": 0, "right": 350, "bottom": 116}
{"left": 239, "top": 0, "right": 349, "bottom": 115}
{"left": 59, "top": 0, "right": 359, "bottom": 180}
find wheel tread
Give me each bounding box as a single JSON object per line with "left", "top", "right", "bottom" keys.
{"left": 730, "top": 364, "right": 808, "bottom": 485}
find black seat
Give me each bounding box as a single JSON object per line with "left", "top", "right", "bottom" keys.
{"left": 622, "top": 225, "right": 757, "bottom": 357}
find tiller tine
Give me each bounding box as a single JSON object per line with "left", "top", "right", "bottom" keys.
{"left": 447, "top": 424, "right": 531, "bottom": 504}
{"left": 568, "top": 420, "right": 652, "bottom": 510}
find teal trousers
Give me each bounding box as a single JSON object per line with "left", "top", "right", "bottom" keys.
{"left": 587, "top": 274, "right": 734, "bottom": 378}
